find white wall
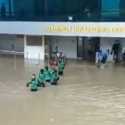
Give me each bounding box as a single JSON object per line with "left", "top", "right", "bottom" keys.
{"left": 24, "top": 46, "right": 44, "bottom": 60}
{"left": 24, "top": 36, "right": 45, "bottom": 60}
{"left": 0, "top": 35, "right": 24, "bottom": 53}
{"left": 50, "top": 37, "right": 77, "bottom": 59}
{"left": 0, "top": 35, "right": 45, "bottom": 60}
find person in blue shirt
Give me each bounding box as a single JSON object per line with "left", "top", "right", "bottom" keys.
{"left": 96, "top": 49, "right": 108, "bottom": 68}
{"left": 101, "top": 49, "right": 108, "bottom": 64}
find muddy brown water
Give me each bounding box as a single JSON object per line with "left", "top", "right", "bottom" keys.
{"left": 0, "top": 55, "right": 125, "bottom": 125}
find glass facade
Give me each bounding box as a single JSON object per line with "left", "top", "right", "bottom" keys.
{"left": 0, "top": 0, "right": 125, "bottom": 21}
{"left": 101, "top": 0, "right": 125, "bottom": 21}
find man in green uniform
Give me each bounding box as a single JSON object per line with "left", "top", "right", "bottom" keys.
{"left": 61, "top": 59, "right": 65, "bottom": 69}
{"left": 27, "top": 74, "right": 38, "bottom": 92}
{"left": 43, "top": 66, "right": 52, "bottom": 83}
{"left": 37, "top": 69, "right": 45, "bottom": 87}
{"left": 58, "top": 60, "right": 65, "bottom": 75}
{"left": 51, "top": 69, "right": 59, "bottom": 85}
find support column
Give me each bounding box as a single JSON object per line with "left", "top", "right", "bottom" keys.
{"left": 24, "top": 35, "right": 27, "bottom": 59}
{"left": 42, "top": 36, "right": 45, "bottom": 61}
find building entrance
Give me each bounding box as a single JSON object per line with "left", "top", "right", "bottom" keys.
{"left": 77, "top": 37, "right": 100, "bottom": 62}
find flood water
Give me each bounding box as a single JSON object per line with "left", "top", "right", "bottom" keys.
{"left": 0, "top": 55, "right": 125, "bottom": 125}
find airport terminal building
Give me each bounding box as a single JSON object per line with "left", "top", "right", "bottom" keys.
{"left": 0, "top": 0, "right": 125, "bottom": 62}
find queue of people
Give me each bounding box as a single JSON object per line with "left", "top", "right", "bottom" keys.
{"left": 27, "top": 58, "right": 65, "bottom": 92}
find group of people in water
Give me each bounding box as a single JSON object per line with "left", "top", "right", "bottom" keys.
{"left": 96, "top": 41, "right": 124, "bottom": 68}
{"left": 27, "top": 57, "right": 65, "bottom": 92}
{"left": 26, "top": 41, "right": 124, "bottom": 89}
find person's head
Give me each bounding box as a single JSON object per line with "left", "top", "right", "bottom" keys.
{"left": 32, "top": 74, "right": 36, "bottom": 80}
{"left": 40, "top": 69, "right": 44, "bottom": 74}
{"left": 45, "top": 66, "right": 48, "bottom": 70}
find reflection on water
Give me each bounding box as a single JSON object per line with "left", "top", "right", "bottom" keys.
{"left": 0, "top": 56, "right": 125, "bottom": 125}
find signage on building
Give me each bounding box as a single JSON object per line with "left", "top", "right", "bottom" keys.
{"left": 47, "top": 24, "right": 125, "bottom": 33}
{"left": 0, "top": 22, "right": 125, "bottom": 37}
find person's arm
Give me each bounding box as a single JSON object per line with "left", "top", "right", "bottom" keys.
{"left": 26, "top": 81, "right": 31, "bottom": 87}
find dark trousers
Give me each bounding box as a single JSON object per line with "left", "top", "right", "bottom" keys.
{"left": 38, "top": 81, "right": 45, "bottom": 87}
{"left": 30, "top": 88, "right": 38, "bottom": 92}
{"left": 58, "top": 71, "right": 63, "bottom": 76}
{"left": 51, "top": 81, "right": 58, "bottom": 85}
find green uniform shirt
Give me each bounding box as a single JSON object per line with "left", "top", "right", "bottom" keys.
{"left": 58, "top": 63, "right": 64, "bottom": 72}
{"left": 51, "top": 71, "right": 59, "bottom": 82}
{"left": 27, "top": 78, "right": 38, "bottom": 91}
{"left": 31, "top": 79, "right": 38, "bottom": 90}
{"left": 44, "top": 69, "right": 51, "bottom": 81}
{"left": 38, "top": 73, "right": 45, "bottom": 83}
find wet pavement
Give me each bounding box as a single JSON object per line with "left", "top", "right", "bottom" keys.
{"left": 0, "top": 55, "right": 125, "bottom": 125}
